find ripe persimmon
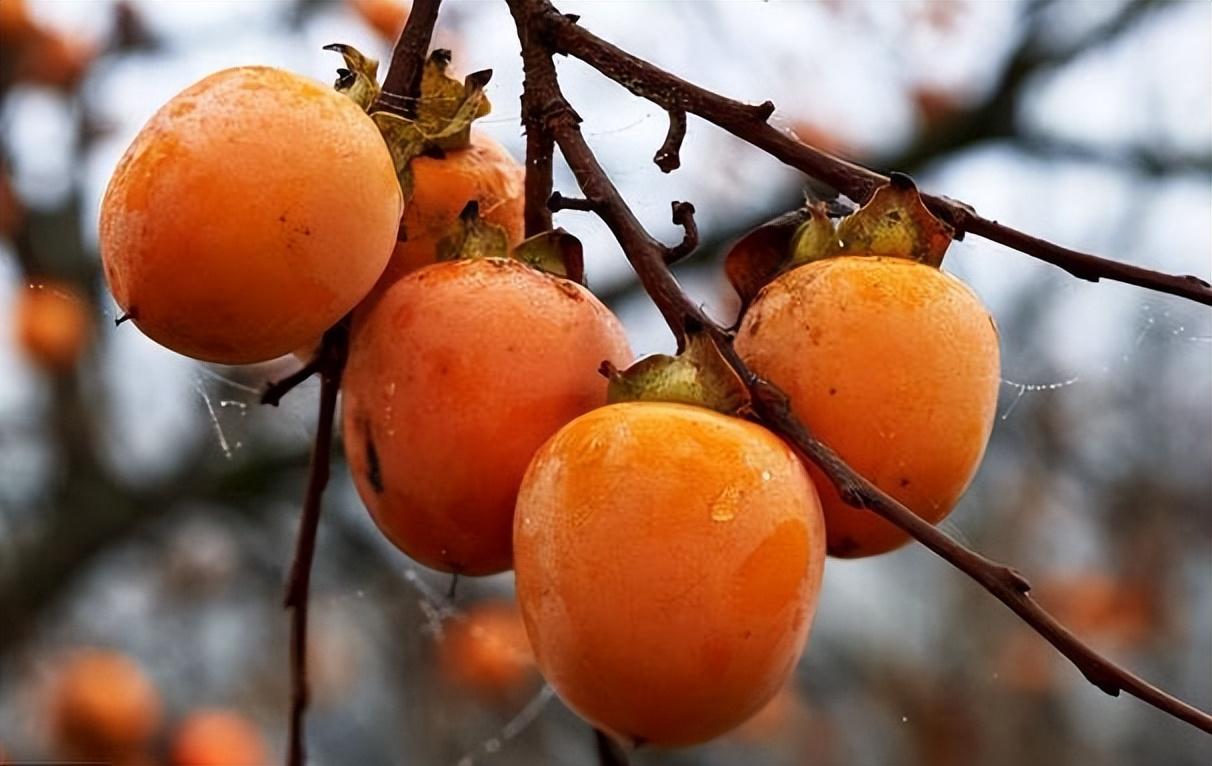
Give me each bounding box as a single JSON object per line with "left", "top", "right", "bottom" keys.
{"left": 14, "top": 281, "right": 90, "bottom": 372}
{"left": 735, "top": 255, "right": 999, "bottom": 557}
{"left": 100, "top": 66, "right": 401, "bottom": 364}
{"left": 438, "top": 600, "right": 536, "bottom": 703}
{"left": 349, "top": 0, "right": 410, "bottom": 41}
{"left": 342, "top": 258, "right": 631, "bottom": 575}
{"left": 514, "top": 402, "right": 826, "bottom": 746}
{"left": 49, "top": 649, "right": 161, "bottom": 759}
{"left": 170, "top": 709, "right": 267, "bottom": 766}
{"left": 378, "top": 131, "right": 524, "bottom": 286}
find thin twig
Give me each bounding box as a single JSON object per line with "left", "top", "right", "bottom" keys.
{"left": 283, "top": 323, "right": 348, "bottom": 766}
{"left": 533, "top": 1, "right": 1212, "bottom": 306}
{"left": 666, "top": 201, "right": 698, "bottom": 265}
{"left": 262, "top": 355, "right": 323, "bottom": 407}
{"left": 505, "top": 0, "right": 1212, "bottom": 736}
{"left": 653, "top": 108, "right": 686, "bottom": 173}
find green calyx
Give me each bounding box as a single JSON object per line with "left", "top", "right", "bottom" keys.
{"left": 438, "top": 202, "right": 586, "bottom": 284}
{"left": 327, "top": 45, "right": 492, "bottom": 199}
{"left": 605, "top": 331, "right": 750, "bottom": 416}
{"left": 725, "top": 174, "right": 955, "bottom": 307}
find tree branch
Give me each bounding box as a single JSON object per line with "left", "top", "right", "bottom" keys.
{"left": 531, "top": 2, "right": 1211, "bottom": 306}
{"left": 505, "top": 0, "right": 1212, "bottom": 736}
{"left": 374, "top": 0, "right": 443, "bottom": 118}
{"left": 283, "top": 323, "right": 347, "bottom": 766}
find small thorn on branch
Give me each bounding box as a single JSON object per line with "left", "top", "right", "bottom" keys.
{"left": 665, "top": 201, "right": 698, "bottom": 264}
{"left": 653, "top": 108, "right": 686, "bottom": 173}
{"left": 114, "top": 311, "right": 135, "bottom": 327}
{"left": 751, "top": 100, "right": 776, "bottom": 122}
{"left": 548, "top": 191, "right": 599, "bottom": 213}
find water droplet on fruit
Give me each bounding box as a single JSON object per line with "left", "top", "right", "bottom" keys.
{"left": 710, "top": 486, "right": 742, "bottom": 522}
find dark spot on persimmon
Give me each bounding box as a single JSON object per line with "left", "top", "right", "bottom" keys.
{"left": 362, "top": 419, "right": 383, "bottom": 494}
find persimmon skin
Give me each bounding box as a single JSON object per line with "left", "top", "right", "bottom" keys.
{"left": 50, "top": 650, "right": 161, "bottom": 759}
{"left": 379, "top": 131, "right": 524, "bottom": 285}
{"left": 735, "top": 255, "right": 1000, "bottom": 557}
{"left": 342, "top": 258, "right": 632, "bottom": 575}
{"left": 170, "top": 710, "right": 267, "bottom": 766}
{"left": 100, "top": 66, "right": 401, "bottom": 364}
{"left": 15, "top": 281, "right": 90, "bottom": 372}
{"left": 514, "top": 402, "right": 826, "bottom": 747}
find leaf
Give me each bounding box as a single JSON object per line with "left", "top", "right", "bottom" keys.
{"left": 512, "top": 229, "right": 586, "bottom": 284}
{"left": 836, "top": 174, "right": 953, "bottom": 266}
{"left": 605, "top": 332, "right": 750, "bottom": 416}
{"left": 324, "top": 44, "right": 380, "bottom": 111}
{"left": 724, "top": 208, "right": 810, "bottom": 308}
{"left": 437, "top": 201, "right": 511, "bottom": 262}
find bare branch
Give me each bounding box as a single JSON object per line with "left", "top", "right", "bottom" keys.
{"left": 374, "top": 0, "right": 443, "bottom": 118}
{"left": 284, "top": 323, "right": 348, "bottom": 766}
{"left": 665, "top": 201, "right": 698, "bottom": 264}
{"left": 526, "top": 1, "right": 1211, "bottom": 306}
{"left": 505, "top": 0, "right": 1212, "bottom": 736}
{"left": 653, "top": 108, "right": 686, "bottom": 173}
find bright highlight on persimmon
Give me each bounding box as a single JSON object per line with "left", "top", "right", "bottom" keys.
{"left": 99, "top": 66, "right": 401, "bottom": 364}
{"left": 342, "top": 257, "right": 632, "bottom": 575}
{"left": 736, "top": 254, "right": 1000, "bottom": 557}
{"left": 514, "top": 402, "right": 826, "bottom": 746}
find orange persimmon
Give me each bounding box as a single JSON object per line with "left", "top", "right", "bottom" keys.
{"left": 342, "top": 258, "right": 631, "bottom": 575}
{"left": 438, "top": 600, "right": 536, "bottom": 703}
{"left": 14, "top": 281, "right": 90, "bottom": 372}
{"left": 735, "top": 255, "right": 999, "bottom": 557}
{"left": 379, "top": 131, "right": 524, "bottom": 285}
{"left": 349, "top": 0, "right": 410, "bottom": 41}
{"left": 514, "top": 402, "right": 826, "bottom": 746}
{"left": 170, "top": 709, "right": 267, "bottom": 766}
{"left": 100, "top": 66, "right": 401, "bottom": 364}
{"left": 49, "top": 649, "right": 161, "bottom": 759}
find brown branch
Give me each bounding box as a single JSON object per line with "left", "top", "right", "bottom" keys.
{"left": 283, "top": 323, "right": 348, "bottom": 766}
{"left": 530, "top": 2, "right": 1212, "bottom": 307}
{"left": 374, "top": 0, "right": 443, "bottom": 118}
{"left": 262, "top": 355, "right": 323, "bottom": 407}
{"left": 505, "top": 0, "right": 1212, "bottom": 736}
{"left": 653, "top": 108, "right": 686, "bottom": 173}
{"left": 665, "top": 201, "right": 698, "bottom": 264}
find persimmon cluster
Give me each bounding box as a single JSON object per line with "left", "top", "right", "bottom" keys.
{"left": 99, "top": 46, "right": 998, "bottom": 749}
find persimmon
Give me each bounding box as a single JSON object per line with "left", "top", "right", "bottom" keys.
{"left": 100, "top": 66, "right": 401, "bottom": 364}
{"left": 514, "top": 402, "right": 826, "bottom": 746}
{"left": 14, "top": 281, "right": 90, "bottom": 372}
{"left": 438, "top": 600, "right": 536, "bottom": 703}
{"left": 170, "top": 709, "right": 267, "bottom": 766}
{"left": 49, "top": 649, "right": 161, "bottom": 759}
{"left": 735, "top": 255, "right": 1000, "bottom": 557}
{"left": 349, "top": 0, "right": 410, "bottom": 41}
{"left": 342, "top": 257, "right": 631, "bottom": 575}
{"left": 377, "top": 130, "right": 524, "bottom": 287}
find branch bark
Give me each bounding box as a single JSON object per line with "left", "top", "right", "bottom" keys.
{"left": 505, "top": 0, "right": 1212, "bottom": 737}
{"left": 529, "top": 2, "right": 1212, "bottom": 306}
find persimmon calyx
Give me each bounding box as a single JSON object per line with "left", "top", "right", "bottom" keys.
{"left": 833, "top": 174, "right": 953, "bottom": 266}
{"left": 328, "top": 46, "right": 493, "bottom": 198}
{"left": 439, "top": 202, "right": 587, "bottom": 282}
{"left": 324, "top": 44, "right": 380, "bottom": 111}
{"left": 726, "top": 175, "right": 954, "bottom": 306}
{"left": 604, "top": 331, "right": 750, "bottom": 415}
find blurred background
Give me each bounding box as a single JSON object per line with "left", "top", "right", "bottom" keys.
{"left": 0, "top": 0, "right": 1209, "bottom": 764}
